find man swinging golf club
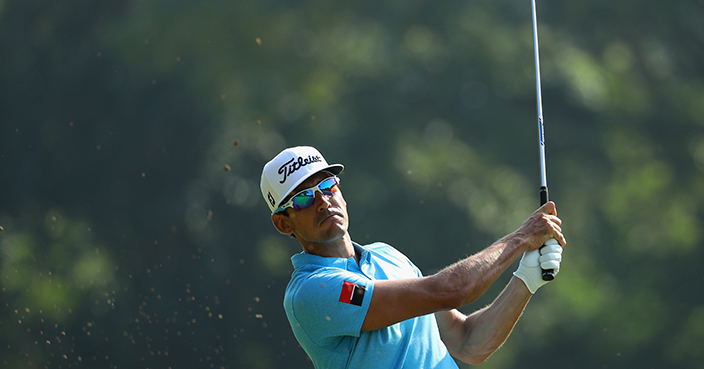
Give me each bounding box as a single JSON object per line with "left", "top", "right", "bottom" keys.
{"left": 260, "top": 146, "right": 566, "bottom": 368}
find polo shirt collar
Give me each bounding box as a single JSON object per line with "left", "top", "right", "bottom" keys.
{"left": 291, "top": 242, "right": 368, "bottom": 271}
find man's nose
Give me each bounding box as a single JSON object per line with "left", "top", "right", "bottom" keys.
{"left": 315, "top": 190, "right": 332, "bottom": 211}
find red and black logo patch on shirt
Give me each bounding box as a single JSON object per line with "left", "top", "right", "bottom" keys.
{"left": 339, "top": 281, "right": 365, "bottom": 306}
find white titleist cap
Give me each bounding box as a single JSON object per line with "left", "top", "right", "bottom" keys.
{"left": 260, "top": 146, "right": 344, "bottom": 214}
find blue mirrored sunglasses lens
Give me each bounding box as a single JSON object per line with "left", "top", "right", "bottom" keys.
{"left": 319, "top": 177, "right": 339, "bottom": 194}
{"left": 289, "top": 177, "right": 339, "bottom": 211}
{"left": 291, "top": 190, "right": 315, "bottom": 211}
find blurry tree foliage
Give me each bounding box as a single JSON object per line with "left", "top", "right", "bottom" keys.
{"left": 1, "top": 0, "right": 703, "bottom": 368}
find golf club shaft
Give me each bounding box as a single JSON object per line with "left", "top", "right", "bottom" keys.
{"left": 532, "top": 0, "right": 556, "bottom": 281}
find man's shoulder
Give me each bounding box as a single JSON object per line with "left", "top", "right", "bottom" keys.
{"left": 284, "top": 260, "right": 373, "bottom": 317}
{"left": 286, "top": 260, "right": 362, "bottom": 297}
{"left": 359, "top": 241, "right": 422, "bottom": 277}
{"left": 361, "top": 241, "right": 399, "bottom": 253}
{"left": 361, "top": 241, "right": 408, "bottom": 260}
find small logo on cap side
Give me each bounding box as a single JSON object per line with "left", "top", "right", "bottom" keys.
{"left": 267, "top": 192, "right": 275, "bottom": 206}
{"left": 277, "top": 155, "right": 322, "bottom": 183}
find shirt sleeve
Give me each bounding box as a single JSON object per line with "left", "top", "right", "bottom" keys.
{"left": 288, "top": 268, "right": 374, "bottom": 346}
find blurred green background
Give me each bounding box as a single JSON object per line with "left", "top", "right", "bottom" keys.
{"left": 1, "top": 0, "right": 703, "bottom": 368}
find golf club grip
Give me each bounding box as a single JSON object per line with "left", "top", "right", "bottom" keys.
{"left": 539, "top": 186, "right": 556, "bottom": 281}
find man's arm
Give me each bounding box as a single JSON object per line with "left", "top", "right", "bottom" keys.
{"left": 434, "top": 276, "right": 532, "bottom": 365}
{"left": 360, "top": 202, "right": 564, "bottom": 332}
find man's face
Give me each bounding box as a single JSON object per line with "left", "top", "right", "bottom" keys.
{"left": 278, "top": 171, "right": 349, "bottom": 244}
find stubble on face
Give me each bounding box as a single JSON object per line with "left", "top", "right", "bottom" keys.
{"left": 287, "top": 173, "right": 349, "bottom": 245}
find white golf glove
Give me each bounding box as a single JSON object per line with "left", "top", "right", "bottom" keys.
{"left": 513, "top": 239, "right": 563, "bottom": 294}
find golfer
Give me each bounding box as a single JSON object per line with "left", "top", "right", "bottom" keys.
{"left": 260, "top": 146, "right": 565, "bottom": 368}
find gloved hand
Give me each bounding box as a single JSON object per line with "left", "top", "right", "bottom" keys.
{"left": 513, "top": 240, "right": 563, "bottom": 294}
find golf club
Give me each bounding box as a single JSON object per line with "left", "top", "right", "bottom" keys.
{"left": 531, "top": 0, "right": 558, "bottom": 281}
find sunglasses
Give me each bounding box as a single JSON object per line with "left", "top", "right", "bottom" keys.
{"left": 275, "top": 176, "right": 341, "bottom": 213}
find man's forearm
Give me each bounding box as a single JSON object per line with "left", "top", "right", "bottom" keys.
{"left": 362, "top": 235, "right": 529, "bottom": 332}
{"left": 430, "top": 234, "right": 526, "bottom": 307}
{"left": 430, "top": 201, "right": 563, "bottom": 309}
{"left": 457, "top": 277, "right": 532, "bottom": 363}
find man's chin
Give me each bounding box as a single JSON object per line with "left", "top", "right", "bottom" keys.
{"left": 317, "top": 225, "right": 348, "bottom": 243}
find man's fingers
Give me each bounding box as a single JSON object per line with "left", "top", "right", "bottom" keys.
{"left": 552, "top": 217, "right": 568, "bottom": 246}
{"left": 539, "top": 243, "right": 562, "bottom": 271}
{"left": 543, "top": 211, "right": 565, "bottom": 246}
{"left": 546, "top": 223, "right": 566, "bottom": 247}
{"left": 537, "top": 213, "right": 564, "bottom": 245}
{"left": 519, "top": 201, "right": 566, "bottom": 249}
{"left": 540, "top": 243, "right": 562, "bottom": 255}
{"left": 538, "top": 201, "right": 557, "bottom": 216}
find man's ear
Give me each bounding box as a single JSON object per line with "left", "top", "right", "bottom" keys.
{"left": 271, "top": 213, "right": 294, "bottom": 236}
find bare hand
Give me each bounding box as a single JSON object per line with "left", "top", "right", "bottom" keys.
{"left": 513, "top": 201, "right": 565, "bottom": 251}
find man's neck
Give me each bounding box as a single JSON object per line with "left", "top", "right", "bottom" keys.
{"left": 301, "top": 233, "right": 355, "bottom": 261}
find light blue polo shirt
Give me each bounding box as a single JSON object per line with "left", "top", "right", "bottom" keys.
{"left": 284, "top": 242, "right": 459, "bottom": 369}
